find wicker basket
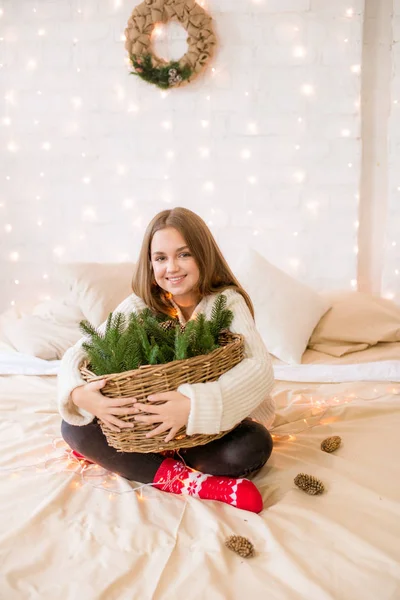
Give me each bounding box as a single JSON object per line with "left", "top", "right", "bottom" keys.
{"left": 80, "top": 331, "right": 245, "bottom": 453}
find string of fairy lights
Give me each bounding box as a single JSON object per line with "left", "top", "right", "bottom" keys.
{"left": 1, "top": 385, "right": 399, "bottom": 499}
{"left": 1, "top": 1, "right": 396, "bottom": 308}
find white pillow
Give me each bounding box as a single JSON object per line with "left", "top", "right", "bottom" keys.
{"left": 1, "top": 300, "right": 85, "bottom": 360}
{"left": 234, "top": 248, "right": 331, "bottom": 364}
{"left": 57, "top": 262, "right": 136, "bottom": 327}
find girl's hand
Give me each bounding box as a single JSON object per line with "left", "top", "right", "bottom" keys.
{"left": 71, "top": 380, "right": 138, "bottom": 432}
{"left": 132, "top": 391, "right": 191, "bottom": 442}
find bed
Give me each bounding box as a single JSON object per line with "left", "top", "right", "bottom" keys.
{"left": 1, "top": 338, "right": 400, "bottom": 600}
{"left": 1, "top": 258, "right": 400, "bottom": 599}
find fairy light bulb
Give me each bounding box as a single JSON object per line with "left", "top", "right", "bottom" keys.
{"left": 199, "top": 147, "right": 210, "bottom": 158}
{"left": 301, "top": 84, "right": 314, "bottom": 96}
{"left": 247, "top": 122, "right": 258, "bottom": 134}
{"left": 247, "top": 176, "right": 257, "bottom": 185}
{"left": 82, "top": 207, "right": 97, "bottom": 221}
{"left": 346, "top": 8, "right": 354, "bottom": 17}
{"left": 166, "top": 150, "right": 174, "bottom": 159}
{"left": 71, "top": 96, "right": 82, "bottom": 109}
{"left": 306, "top": 200, "right": 319, "bottom": 214}
{"left": 10, "top": 252, "right": 19, "bottom": 262}
{"left": 7, "top": 141, "right": 18, "bottom": 153}
{"left": 3, "top": 117, "right": 11, "bottom": 126}
{"left": 53, "top": 246, "right": 65, "bottom": 258}
{"left": 351, "top": 279, "right": 357, "bottom": 287}
{"left": 341, "top": 129, "right": 350, "bottom": 137}
{"left": 203, "top": 181, "right": 214, "bottom": 192}
{"left": 123, "top": 198, "right": 134, "bottom": 209}
{"left": 241, "top": 149, "right": 251, "bottom": 159}
{"left": 293, "top": 46, "right": 306, "bottom": 58}
{"left": 115, "top": 85, "right": 125, "bottom": 100}
{"left": 83, "top": 176, "right": 91, "bottom": 184}
{"left": 201, "top": 120, "right": 209, "bottom": 128}
{"left": 162, "top": 120, "right": 172, "bottom": 130}
{"left": 27, "top": 59, "right": 37, "bottom": 70}
{"left": 5, "top": 224, "right": 12, "bottom": 233}
{"left": 294, "top": 170, "right": 306, "bottom": 183}
{"left": 289, "top": 258, "right": 300, "bottom": 269}
{"left": 42, "top": 142, "right": 51, "bottom": 151}
{"left": 153, "top": 25, "right": 163, "bottom": 37}
{"left": 351, "top": 64, "right": 361, "bottom": 74}
{"left": 38, "top": 28, "right": 46, "bottom": 36}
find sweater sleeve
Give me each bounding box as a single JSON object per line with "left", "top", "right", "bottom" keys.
{"left": 177, "top": 289, "right": 275, "bottom": 435}
{"left": 57, "top": 293, "right": 146, "bottom": 426}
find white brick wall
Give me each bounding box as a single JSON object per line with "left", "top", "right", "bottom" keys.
{"left": 1, "top": 0, "right": 366, "bottom": 311}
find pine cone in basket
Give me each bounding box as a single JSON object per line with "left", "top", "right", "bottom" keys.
{"left": 159, "top": 319, "right": 186, "bottom": 334}
{"left": 159, "top": 319, "right": 177, "bottom": 331}
{"left": 225, "top": 535, "right": 255, "bottom": 558}
{"left": 321, "top": 436, "right": 341, "bottom": 453}
{"left": 294, "top": 473, "right": 325, "bottom": 495}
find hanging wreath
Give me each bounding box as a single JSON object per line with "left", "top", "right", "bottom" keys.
{"left": 125, "top": 0, "right": 217, "bottom": 89}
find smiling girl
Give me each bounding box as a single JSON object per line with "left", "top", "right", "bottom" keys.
{"left": 59, "top": 207, "right": 275, "bottom": 513}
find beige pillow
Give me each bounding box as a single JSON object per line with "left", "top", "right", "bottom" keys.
{"left": 308, "top": 291, "right": 400, "bottom": 356}
{"left": 57, "top": 262, "right": 136, "bottom": 327}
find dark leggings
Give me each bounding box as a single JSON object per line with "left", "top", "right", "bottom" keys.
{"left": 61, "top": 418, "right": 273, "bottom": 483}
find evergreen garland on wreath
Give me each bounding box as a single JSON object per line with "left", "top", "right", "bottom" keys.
{"left": 79, "top": 294, "right": 234, "bottom": 376}
{"left": 130, "top": 54, "right": 192, "bottom": 89}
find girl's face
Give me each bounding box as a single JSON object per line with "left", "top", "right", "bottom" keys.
{"left": 150, "top": 227, "right": 201, "bottom": 304}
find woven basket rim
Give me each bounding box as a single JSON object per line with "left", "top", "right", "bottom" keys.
{"left": 80, "top": 331, "right": 244, "bottom": 381}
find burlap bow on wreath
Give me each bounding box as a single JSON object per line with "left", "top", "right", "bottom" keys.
{"left": 125, "top": 0, "right": 217, "bottom": 89}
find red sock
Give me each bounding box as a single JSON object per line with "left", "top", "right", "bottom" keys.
{"left": 153, "top": 458, "right": 263, "bottom": 513}
{"left": 71, "top": 450, "right": 95, "bottom": 464}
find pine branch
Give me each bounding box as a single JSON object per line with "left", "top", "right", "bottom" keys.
{"left": 80, "top": 294, "right": 235, "bottom": 375}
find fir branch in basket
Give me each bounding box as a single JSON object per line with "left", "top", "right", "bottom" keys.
{"left": 79, "top": 294, "right": 234, "bottom": 376}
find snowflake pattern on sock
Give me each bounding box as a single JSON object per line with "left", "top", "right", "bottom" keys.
{"left": 181, "top": 471, "right": 211, "bottom": 497}
{"left": 153, "top": 459, "right": 263, "bottom": 513}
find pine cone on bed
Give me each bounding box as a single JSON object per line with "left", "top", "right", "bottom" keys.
{"left": 321, "top": 436, "right": 341, "bottom": 453}
{"left": 225, "top": 535, "right": 255, "bottom": 558}
{"left": 294, "top": 473, "right": 325, "bottom": 495}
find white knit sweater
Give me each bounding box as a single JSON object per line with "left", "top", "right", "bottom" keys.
{"left": 57, "top": 288, "right": 276, "bottom": 434}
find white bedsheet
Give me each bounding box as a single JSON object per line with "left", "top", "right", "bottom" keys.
{"left": 1, "top": 351, "right": 400, "bottom": 382}
{"left": 1, "top": 374, "right": 399, "bottom": 599}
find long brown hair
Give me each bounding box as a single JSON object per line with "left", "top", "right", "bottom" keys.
{"left": 131, "top": 207, "right": 255, "bottom": 319}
